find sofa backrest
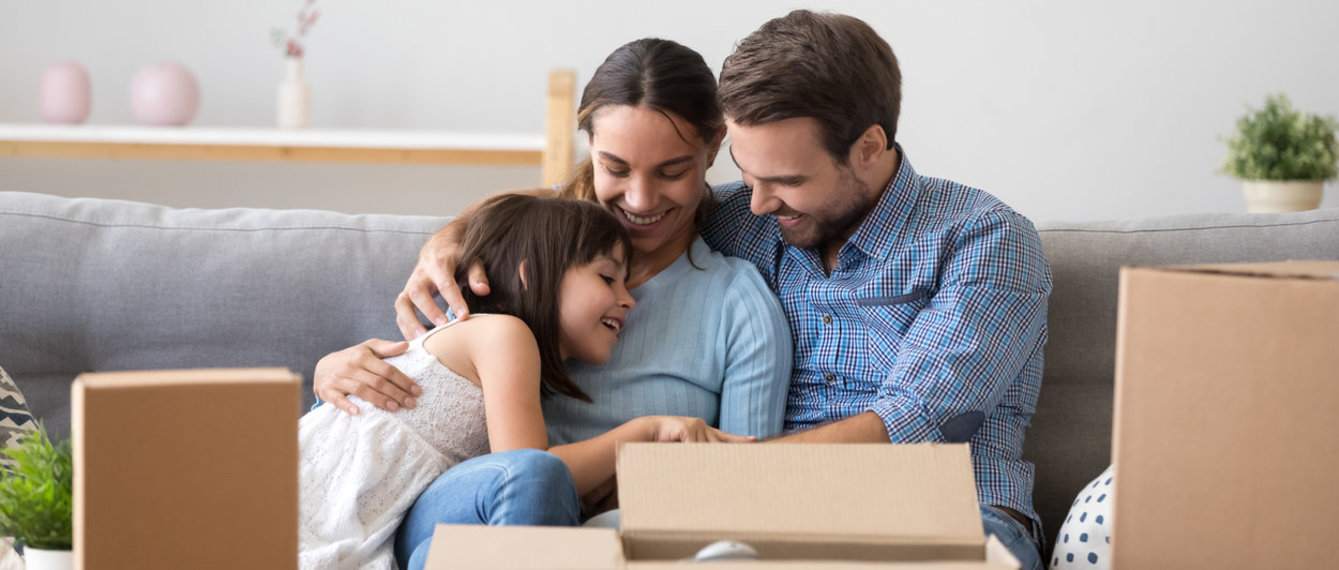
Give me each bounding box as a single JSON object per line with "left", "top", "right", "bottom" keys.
{"left": 0, "top": 191, "right": 445, "bottom": 443}
{"left": 1030, "top": 207, "right": 1339, "bottom": 551}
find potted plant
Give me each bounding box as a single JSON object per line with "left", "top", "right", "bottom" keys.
{"left": 0, "top": 424, "right": 73, "bottom": 570}
{"left": 1222, "top": 93, "right": 1338, "bottom": 213}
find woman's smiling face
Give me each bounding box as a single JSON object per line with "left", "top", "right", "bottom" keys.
{"left": 589, "top": 105, "right": 719, "bottom": 273}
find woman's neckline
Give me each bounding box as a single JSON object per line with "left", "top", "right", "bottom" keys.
{"left": 627, "top": 236, "right": 707, "bottom": 292}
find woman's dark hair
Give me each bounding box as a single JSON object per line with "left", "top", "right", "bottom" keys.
{"left": 455, "top": 194, "right": 632, "bottom": 402}
{"left": 562, "top": 37, "right": 723, "bottom": 209}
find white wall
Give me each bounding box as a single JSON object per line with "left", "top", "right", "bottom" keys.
{"left": 2, "top": 0, "right": 1337, "bottom": 222}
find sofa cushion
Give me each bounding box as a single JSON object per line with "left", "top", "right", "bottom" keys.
{"left": 0, "top": 191, "right": 448, "bottom": 443}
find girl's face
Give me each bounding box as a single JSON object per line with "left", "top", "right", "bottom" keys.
{"left": 589, "top": 105, "right": 721, "bottom": 268}
{"left": 557, "top": 245, "right": 636, "bottom": 365}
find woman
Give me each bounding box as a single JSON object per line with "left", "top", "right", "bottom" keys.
{"left": 313, "top": 38, "right": 792, "bottom": 569}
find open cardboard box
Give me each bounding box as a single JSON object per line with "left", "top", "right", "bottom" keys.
{"left": 1111, "top": 261, "right": 1339, "bottom": 569}
{"left": 426, "top": 443, "right": 1019, "bottom": 569}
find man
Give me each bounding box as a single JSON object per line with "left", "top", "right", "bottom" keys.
{"left": 699, "top": 11, "right": 1051, "bottom": 567}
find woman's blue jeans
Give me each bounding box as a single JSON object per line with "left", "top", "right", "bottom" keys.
{"left": 393, "top": 448, "right": 581, "bottom": 570}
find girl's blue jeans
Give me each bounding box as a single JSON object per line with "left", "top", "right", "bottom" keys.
{"left": 393, "top": 448, "right": 581, "bottom": 570}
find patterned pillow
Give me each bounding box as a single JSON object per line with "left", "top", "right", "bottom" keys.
{"left": 0, "top": 366, "right": 37, "bottom": 470}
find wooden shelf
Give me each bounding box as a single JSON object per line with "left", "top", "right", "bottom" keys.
{"left": 0, "top": 70, "right": 578, "bottom": 186}
{"left": 0, "top": 125, "right": 544, "bottom": 165}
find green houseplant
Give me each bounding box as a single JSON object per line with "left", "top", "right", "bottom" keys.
{"left": 1222, "top": 93, "right": 1338, "bottom": 213}
{"left": 0, "top": 424, "right": 73, "bottom": 568}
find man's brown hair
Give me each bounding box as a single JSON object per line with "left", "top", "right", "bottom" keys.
{"left": 719, "top": 10, "right": 901, "bottom": 163}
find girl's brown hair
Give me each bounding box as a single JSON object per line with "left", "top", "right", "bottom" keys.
{"left": 455, "top": 194, "right": 632, "bottom": 402}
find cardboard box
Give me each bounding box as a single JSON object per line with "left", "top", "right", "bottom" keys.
{"left": 72, "top": 368, "right": 300, "bottom": 570}
{"left": 1111, "top": 261, "right": 1339, "bottom": 569}
{"left": 426, "top": 443, "right": 1019, "bottom": 569}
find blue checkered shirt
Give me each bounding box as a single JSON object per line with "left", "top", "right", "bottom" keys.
{"left": 701, "top": 148, "right": 1051, "bottom": 526}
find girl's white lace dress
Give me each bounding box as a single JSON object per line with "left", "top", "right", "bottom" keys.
{"left": 298, "top": 320, "right": 490, "bottom": 569}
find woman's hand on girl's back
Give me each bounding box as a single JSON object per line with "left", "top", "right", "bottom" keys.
{"left": 638, "top": 416, "right": 757, "bottom": 443}
{"left": 313, "top": 338, "right": 421, "bottom": 415}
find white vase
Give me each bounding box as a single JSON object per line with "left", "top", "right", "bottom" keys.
{"left": 277, "top": 57, "right": 311, "bottom": 129}
{"left": 23, "top": 547, "right": 73, "bottom": 570}
{"left": 1242, "top": 180, "right": 1324, "bottom": 213}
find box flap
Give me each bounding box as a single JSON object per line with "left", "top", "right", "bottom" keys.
{"left": 1154, "top": 259, "right": 1339, "bottom": 280}
{"left": 424, "top": 525, "right": 623, "bottom": 570}
{"left": 617, "top": 443, "right": 983, "bottom": 561}
{"left": 73, "top": 368, "right": 300, "bottom": 570}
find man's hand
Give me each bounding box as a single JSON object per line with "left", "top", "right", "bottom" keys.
{"left": 395, "top": 222, "right": 492, "bottom": 340}
{"left": 313, "top": 339, "right": 419, "bottom": 415}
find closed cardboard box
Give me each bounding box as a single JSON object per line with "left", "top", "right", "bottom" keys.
{"left": 1111, "top": 261, "right": 1339, "bottom": 568}
{"left": 72, "top": 368, "right": 300, "bottom": 570}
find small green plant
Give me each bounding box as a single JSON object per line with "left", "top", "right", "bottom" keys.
{"left": 1221, "top": 93, "right": 1338, "bottom": 181}
{"left": 0, "top": 424, "right": 72, "bottom": 550}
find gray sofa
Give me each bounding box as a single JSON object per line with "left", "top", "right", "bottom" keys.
{"left": 2, "top": 190, "right": 1336, "bottom": 556}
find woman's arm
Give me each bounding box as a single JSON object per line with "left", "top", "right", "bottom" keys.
{"left": 395, "top": 188, "right": 554, "bottom": 340}
{"left": 716, "top": 268, "right": 794, "bottom": 438}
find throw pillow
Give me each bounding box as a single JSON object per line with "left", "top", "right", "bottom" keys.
{"left": 0, "top": 366, "right": 37, "bottom": 470}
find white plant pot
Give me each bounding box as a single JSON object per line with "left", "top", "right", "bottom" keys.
{"left": 23, "top": 547, "right": 73, "bottom": 570}
{"left": 1242, "top": 180, "right": 1324, "bottom": 213}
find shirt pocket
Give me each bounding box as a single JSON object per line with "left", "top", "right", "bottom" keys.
{"left": 855, "top": 290, "right": 931, "bottom": 372}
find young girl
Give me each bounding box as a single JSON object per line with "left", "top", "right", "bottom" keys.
{"left": 297, "top": 194, "right": 640, "bottom": 569}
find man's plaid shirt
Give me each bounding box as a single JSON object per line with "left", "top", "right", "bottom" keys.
{"left": 702, "top": 148, "right": 1052, "bottom": 527}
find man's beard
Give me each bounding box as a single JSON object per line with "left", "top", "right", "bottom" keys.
{"left": 778, "top": 168, "right": 878, "bottom": 250}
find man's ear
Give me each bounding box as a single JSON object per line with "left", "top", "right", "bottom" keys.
{"left": 517, "top": 259, "right": 529, "bottom": 290}
{"left": 847, "top": 124, "right": 889, "bottom": 171}
{"left": 705, "top": 127, "right": 727, "bottom": 169}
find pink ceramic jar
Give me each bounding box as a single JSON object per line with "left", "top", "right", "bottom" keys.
{"left": 129, "top": 62, "right": 200, "bottom": 127}
{"left": 39, "top": 61, "right": 92, "bottom": 124}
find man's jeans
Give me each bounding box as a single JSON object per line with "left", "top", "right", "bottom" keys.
{"left": 392, "top": 449, "right": 1043, "bottom": 570}
{"left": 393, "top": 449, "right": 580, "bottom": 570}
{"left": 981, "top": 505, "right": 1045, "bottom": 570}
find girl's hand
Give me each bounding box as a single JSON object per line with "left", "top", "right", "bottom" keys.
{"left": 313, "top": 339, "right": 419, "bottom": 415}
{"left": 639, "top": 416, "right": 757, "bottom": 443}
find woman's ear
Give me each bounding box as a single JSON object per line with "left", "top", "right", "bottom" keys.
{"left": 705, "top": 127, "right": 726, "bottom": 169}
{"left": 517, "top": 259, "right": 529, "bottom": 291}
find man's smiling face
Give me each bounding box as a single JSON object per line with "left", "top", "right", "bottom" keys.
{"left": 728, "top": 117, "right": 880, "bottom": 251}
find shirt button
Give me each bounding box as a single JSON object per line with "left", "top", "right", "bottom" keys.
{"left": 824, "top": 373, "right": 836, "bottom": 384}
{"left": 821, "top": 314, "right": 833, "bottom": 325}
